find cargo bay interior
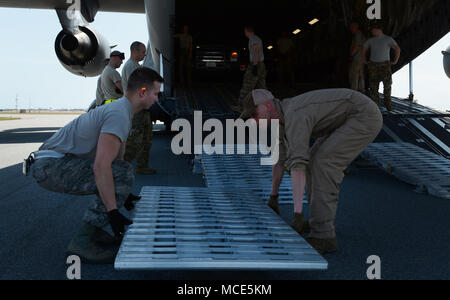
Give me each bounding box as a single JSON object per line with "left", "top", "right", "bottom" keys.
{"left": 168, "top": 0, "right": 450, "bottom": 158}
{"left": 173, "top": 0, "right": 449, "bottom": 92}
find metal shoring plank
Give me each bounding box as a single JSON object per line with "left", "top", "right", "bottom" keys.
{"left": 408, "top": 119, "right": 450, "bottom": 156}
{"left": 201, "top": 152, "right": 304, "bottom": 205}
{"left": 362, "top": 143, "right": 450, "bottom": 199}
{"left": 433, "top": 118, "right": 450, "bottom": 134}
{"left": 115, "top": 187, "right": 327, "bottom": 271}
{"left": 392, "top": 97, "right": 432, "bottom": 114}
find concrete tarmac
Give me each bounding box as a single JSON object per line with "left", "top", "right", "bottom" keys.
{"left": 0, "top": 114, "right": 449, "bottom": 280}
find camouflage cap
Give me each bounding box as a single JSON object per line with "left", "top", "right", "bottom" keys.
{"left": 240, "top": 89, "right": 275, "bottom": 119}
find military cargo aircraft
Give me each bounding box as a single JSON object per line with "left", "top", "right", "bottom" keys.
{"left": 0, "top": 0, "right": 449, "bottom": 280}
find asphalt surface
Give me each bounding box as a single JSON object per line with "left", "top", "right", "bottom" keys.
{"left": 0, "top": 114, "right": 449, "bottom": 280}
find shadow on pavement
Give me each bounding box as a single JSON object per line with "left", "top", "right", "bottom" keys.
{"left": 0, "top": 127, "right": 61, "bottom": 144}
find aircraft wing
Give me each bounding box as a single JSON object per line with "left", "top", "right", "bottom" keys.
{"left": 0, "top": 0, "right": 144, "bottom": 14}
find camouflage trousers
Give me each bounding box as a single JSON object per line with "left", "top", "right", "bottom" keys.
{"left": 31, "top": 156, "right": 135, "bottom": 228}
{"left": 368, "top": 61, "right": 392, "bottom": 105}
{"left": 124, "top": 111, "right": 153, "bottom": 169}
{"left": 238, "top": 62, "right": 267, "bottom": 108}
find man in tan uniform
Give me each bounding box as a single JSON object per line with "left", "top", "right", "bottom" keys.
{"left": 349, "top": 23, "right": 366, "bottom": 92}
{"left": 240, "top": 89, "right": 383, "bottom": 254}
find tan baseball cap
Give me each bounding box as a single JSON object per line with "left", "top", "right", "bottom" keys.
{"left": 239, "top": 89, "right": 275, "bottom": 119}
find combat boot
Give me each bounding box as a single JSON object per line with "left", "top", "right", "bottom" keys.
{"left": 67, "top": 222, "right": 120, "bottom": 264}
{"left": 302, "top": 221, "right": 311, "bottom": 234}
{"left": 268, "top": 195, "right": 280, "bottom": 215}
{"left": 291, "top": 213, "right": 306, "bottom": 235}
{"left": 92, "top": 226, "right": 121, "bottom": 246}
{"left": 306, "top": 237, "right": 339, "bottom": 255}
{"left": 384, "top": 100, "right": 393, "bottom": 112}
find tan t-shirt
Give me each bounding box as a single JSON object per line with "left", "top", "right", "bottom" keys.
{"left": 100, "top": 65, "right": 122, "bottom": 100}
{"left": 121, "top": 59, "right": 141, "bottom": 93}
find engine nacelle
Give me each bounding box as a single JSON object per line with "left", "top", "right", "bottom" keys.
{"left": 55, "top": 26, "right": 110, "bottom": 77}
{"left": 443, "top": 46, "right": 450, "bottom": 79}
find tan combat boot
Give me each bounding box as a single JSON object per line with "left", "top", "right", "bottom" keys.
{"left": 67, "top": 222, "right": 119, "bottom": 264}
{"left": 291, "top": 213, "right": 305, "bottom": 234}
{"left": 306, "top": 237, "right": 339, "bottom": 255}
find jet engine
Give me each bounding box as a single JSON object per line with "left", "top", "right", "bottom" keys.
{"left": 55, "top": 26, "right": 110, "bottom": 77}
{"left": 443, "top": 46, "right": 450, "bottom": 79}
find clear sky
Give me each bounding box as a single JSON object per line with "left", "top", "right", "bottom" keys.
{"left": 0, "top": 8, "right": 148, "bottom": 110}
{"left": 0, "top": 7, "right": 449, "bottom": 111}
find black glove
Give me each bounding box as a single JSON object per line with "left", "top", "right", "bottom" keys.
{"left": 107, "top": 209, "right": 133, "bottom": 238}
{"left": 252, "top": 64, "right": 258, "bottom": 76}
{"left": 124, "top": 193, "right": 142, "bottom": 211}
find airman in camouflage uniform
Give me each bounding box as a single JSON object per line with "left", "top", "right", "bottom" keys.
{"left": 367, "top": 61, "right": 392, "bottom": 106}
{"left": 124, "top": 110, "right": 154, "bottom": 173}
{"left": 238, "top": 26, "right": 267, "bottom": 111}
{"left": 122, "top": 42, "right": 156, "bottom": 175}
{"left": 27, "top": 68, "right": 164, "bottom": 264}
{"left": 362, "top": 22, "right": 401, "bottom": 111}
{"left": 32, "top": 156, "right": 134, "bottom": 228}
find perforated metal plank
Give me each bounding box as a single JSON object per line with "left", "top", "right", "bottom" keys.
{"left": 362, "top": 143, "right": 450, "bottom": 199}
{"left": 115, "top": 187, "right": 327, "bottom": 271}
{"left": 386, "top": 96, "right": 449, "bottom": 117}
{"left": 201, "top": 149, "right": 307, "bottom": 205}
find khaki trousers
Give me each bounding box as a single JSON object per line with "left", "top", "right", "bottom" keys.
{"left": 349, "top": 60, "right": 365, "bottom": 92}
{"left": 306, "top": 95, "right": 383, "bottom": 239}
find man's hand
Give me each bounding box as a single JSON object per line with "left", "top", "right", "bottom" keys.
{"left": 108, "top": 209, "right": 133, "bottom": 238}
{"left": 124, "top": 193, "right": 142, "bottom": 211}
